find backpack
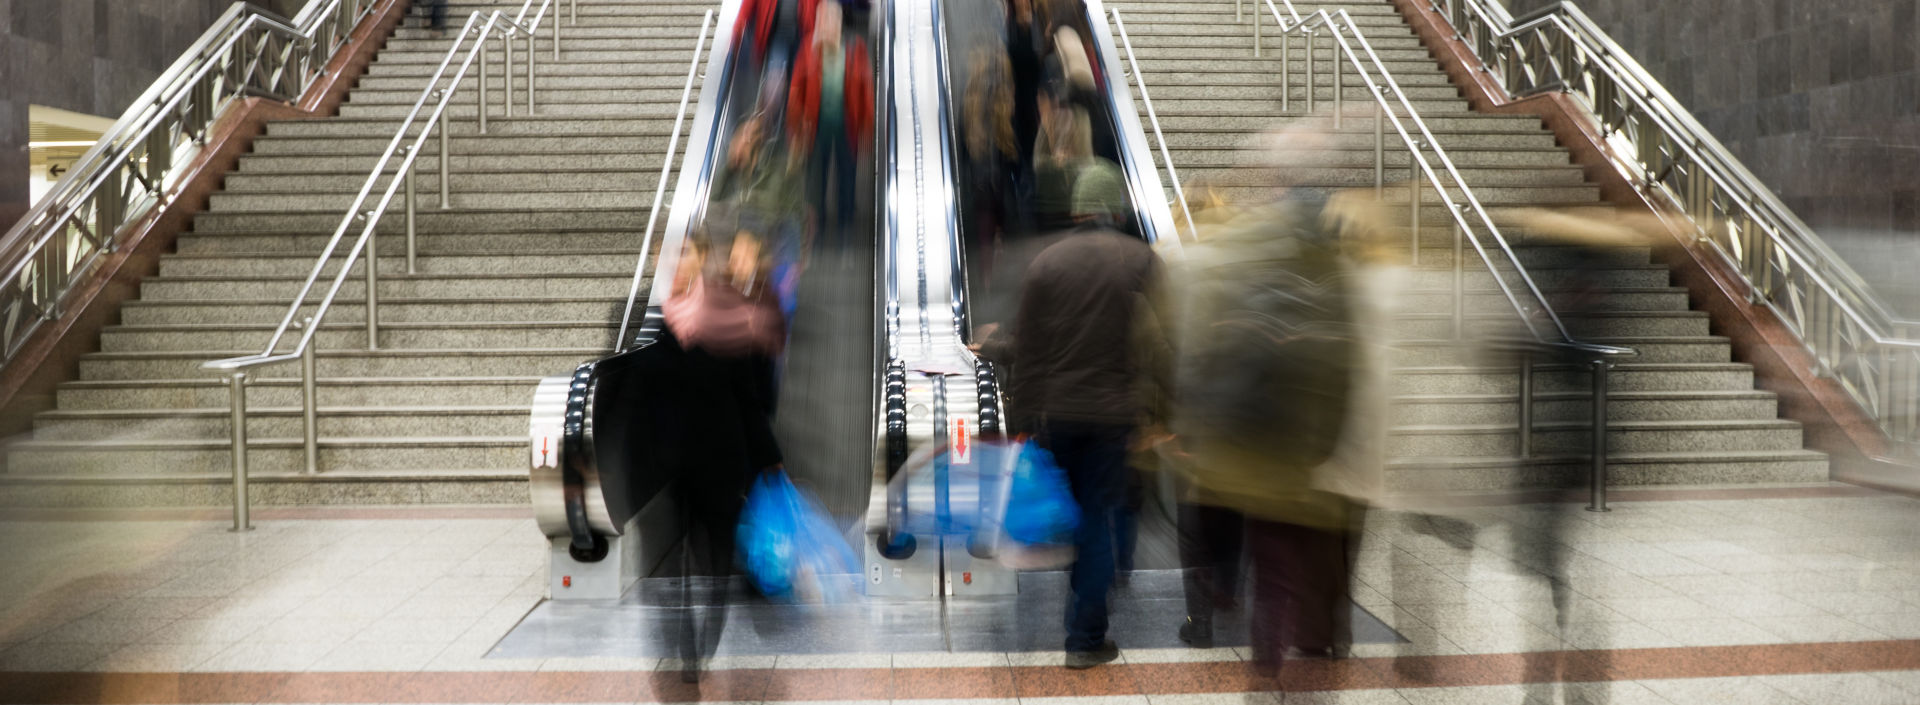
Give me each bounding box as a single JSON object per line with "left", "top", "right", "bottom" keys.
{"left": 1175, "top": 198, "right": 1355, "bottom": 473}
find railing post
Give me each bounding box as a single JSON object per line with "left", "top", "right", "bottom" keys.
{"left": 504, "top": 33, "right": 516, "bottom": 116}
{"left": 1373, "top": 92, "right": 1385, "bottom": 195}
{"left": 299, "top": 317, "right": 319, "bottom": 475}
{"left": 1305, "top": 31, "right": 1317, "bottom": 114}
{"left": 479, "top": 32, "right": 491, "bottom": 134}
{"left": 1332, "top": 26, "right": 1344, "bottom": 128}
{"left": 1586, "top": 357, "right": 1613, "bottom": 513}
{"left": 228, "top": 371, "right": 253, "bottom": 532}
{"left": 365, "top": 211, "right": 381, "bottom": 351}
{"left": 404, "top": 162, "right": 417, "bottom": 274}
{"left": 1280, "top": 30, "right": 1291, "bottom": 111}
{"left": 572, "top": 0, "right": 578, "bottom": 25}
{"left": 438, "top": 108, "right": 451, "bottom": 209}
{"left": 1254, "top": 10, "right": 1262, "bottom": 57}
{"left": 1408, "top": 143, "right": 1423, "bottom": 265}
{"left": 1236, "top": 0, "right": 1242, "bottom": 23}
{"left": 553, "top": 14, "right": 562, "bottom": 61}
{"left": 527, "top": 33, "right": 538, "bottom": 115}
{"left": 1450, "top": 206, "right": 1465, "bottom": 339}
{"left": 1516, "top": 351, "right": 1533, "bottom": 458}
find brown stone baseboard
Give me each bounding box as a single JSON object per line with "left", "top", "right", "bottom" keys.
{"left": 0, "top": 0, "right": 408, "bottom": 442}
{"left": 1386, "top": 0, "right": 1908, "bottom": 484}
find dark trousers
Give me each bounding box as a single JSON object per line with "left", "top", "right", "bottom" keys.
{"left": 1245, "top": 517, "right": 1355, "bottom": 672}
{"left": 421, "top": 0, "right": 446, "bottom": 30}
{"left": 809, "top": 119, "right": 856, "bottom": 238}
{"left": 1036, "top": 420, "right": 1131, "bottom": 652}
{"left": 1178, "top": 501, "right": 1244, "bottom": 621}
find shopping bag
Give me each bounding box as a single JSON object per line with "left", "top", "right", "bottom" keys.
{"left": 1002, "top": 440, "right": 1079, "bottom": 546}
{"left": 737, "top": 470, "right": 862, "bottom": 603}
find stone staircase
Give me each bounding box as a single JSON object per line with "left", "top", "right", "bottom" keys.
{"left": 1109, "top": 0, "right": 1830, "bottom": 490}
{"left": 0, "top": 0, "right": 712, "bottom": 506}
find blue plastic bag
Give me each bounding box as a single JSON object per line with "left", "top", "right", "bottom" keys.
{"left": 1002, "top": 440, "right": 1080, "bottom": 545}
{"left": 737, "top": 471, "right": 862, "bottom": 603}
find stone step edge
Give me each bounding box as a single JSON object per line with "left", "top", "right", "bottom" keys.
{"left": 1394, "top": 389, "right": 1777, "bottom": 403}
{"left": 122, "top": 295, "right": 628, "bottom": 306}
{"left": 0, "top": 468, "right": 528, "bottom": 484}
{"left": 9, "top": 436, "right": 527, "bottom": 451}
{"left": 106, "top": 320, "right": 617, "bottom": 333}
{"left": 82, "top": 347, "right": 605, "bottom": 360}
{"left": 1395, "top": 362, "right": 1753, "bottom": 374}
{"left": 34, "top": 405, "right": 533, "bottom": 420}
{"left": 1393, "top": 419, "right": 1804, "bottom": 435}
{"left": 1388, "top": 448, "right": 1829, "bottom": 468}
{"left": 59, "top": 375, "right": 546, "bottom": 389}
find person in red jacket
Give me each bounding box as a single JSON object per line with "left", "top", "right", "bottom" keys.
{"left": 787, "top": 2, "right": 874, "bottom": 238}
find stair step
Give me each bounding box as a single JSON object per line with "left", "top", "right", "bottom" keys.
{"left": 191, "top": 207, "right": 647, "bottom": 233}
{"left": 155, "top": 251, "right": 641, "bottom": 277}
{"left": 56, "top": 376, "right": 545, "bottom": 410}
{"left": 132, "top": 273, "right": 629, "bottom": 301}
{"left": 74, "top": 349, "right": 602, "bottom": 382}
{"left": 1391, "top": 337, "right": 1730, "bottom": 365}
{"left": 1391, "top": 363, "right": 1756, "bottom": 395}
{"left": 1390, "top": 419, "right": 1807, "bottom": 456}
{"left": 6, "top": 437, "right": 526, "bottom": 475}
{"left": 0, "top": 469, "right": 529, "bottom": 507}
{"left": 1387, "top": 450, "right": 1830, "bottom": 490}
{"left": 1391, "top": 390, "right": 1783, "bottom": 425}
{"left": 119, "top": 297, "right": 629, "bottom": 325}
{"left": 31, "top": 406, "right": 534, "bottom": 441}
{"left": 98, "top": 321, "right": 618, "bottom": 352}
{"left": 175, "top": 230, "right": 644, "bottom": 254}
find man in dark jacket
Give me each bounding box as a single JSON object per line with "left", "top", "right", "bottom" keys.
{"left": 978, "top": 166, "right": 1165, "bottom": 669}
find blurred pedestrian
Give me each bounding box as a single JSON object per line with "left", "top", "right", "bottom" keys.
{"left": 787, "top": 1, "right": 873, "bottom": 239}
{"left": 658, "top": 228, "right": 788, "bottom": 684}
{"left": 1166, "top": 189, "right": 1360, "bottom": 674}
{"left": 420, "top": 0, "right": 447, "bottom": 37}
{"left": 974, "top": 174, "right": 1167, "bottom": 669}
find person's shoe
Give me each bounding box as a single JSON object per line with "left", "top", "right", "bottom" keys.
{"left": 1065, "top": 641, "right": 1120, "bottom": 669}
{"left": 1178, "top": 617, "right": 1214, "bottom": 649}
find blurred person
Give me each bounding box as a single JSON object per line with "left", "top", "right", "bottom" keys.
{"left": 1005, "top": 0, "right": 1045, "bottom": 212}
{"left": 1031, "top": 69, "right": 1120, "bottom": 235}
{"left": 657, "top": 227, "right": 788, "bottom": 684}
{"left": 1163, "top": 121, "right": 1372, "bottom": 672}
{"left": 973, "top": 171, "right": 1168, "bottom": 669}
{"left": 421, "top": 0, "right": 447, "bottom": 38}
{"left": 711, "top": 114, "right": 808, "bottom": 322}
{"left": 963, "top": 45, "right": 1019, "bottom": 288}
{"left": 787, "top": 2, "right": 874, "bottom": 239}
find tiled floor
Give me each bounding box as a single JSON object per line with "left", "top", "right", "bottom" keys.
{"left": 1, "top": 486, "right": 1919, "bottom": 703}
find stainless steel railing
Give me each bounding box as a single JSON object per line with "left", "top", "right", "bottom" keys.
{"left": 201, "top": 0, "right": 575, "bottom": 530}
{"left": 615, "top": 11, "right": 716, "bottom": 352}
{"left": 1231, "top": 0, "right": 1634, "bottom": 505}
{"left": 1109, "top": 11, "right": 1198, "bottom": 243}
{"left": 0, "top": 0, "right": 376, "bottom": 377}
{"left": 1438, "top": 0, "right": 1920, "bottom": 458}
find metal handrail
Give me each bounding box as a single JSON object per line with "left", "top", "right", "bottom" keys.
{"left": 1231, "top": 0, "right": 1633, "bottom": 505}
{"left": 1109, "top": 10, "right": 1198, "bottom": 243}
{"left": 615, "top": 10, "right": 716, "bottom": 352}
{"left": 0, "top": 0, "right": 376, "bottom": 374}
{"left": 1439, "top": 0, "right": 1920, "bottom": 454}
{"left": 199, "top": 0, "right": 574, "bottom": 530}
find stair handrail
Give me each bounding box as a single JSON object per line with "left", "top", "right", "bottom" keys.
{"left": 1108, "top": 11, "right": 1199, "bottom": 243}
{"left": 615, "top": 10, "right": 716, "bottom": 353}
{"left": 197, "top": 3, "right": 574, "bottom": 529}
{"left": 1438, "top": 0, "right": 1920, "bottom": 453}
{"left": 1239, "top": 0, "right": 1633, "bottom": 506}
{"left": 0, "top": 0, "right": 377, "bottom": 375}
{"left": 1254, "top": 0, "right": 1630, "bottom": 360}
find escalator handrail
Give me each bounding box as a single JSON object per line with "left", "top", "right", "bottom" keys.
{"left": 616, "top": 9, "right": 716, "bottom": 353}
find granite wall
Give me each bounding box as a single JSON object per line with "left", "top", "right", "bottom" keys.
{"left": 1500, "top": 0, "right": 1920, "bottom": 315}
{"left": 1, "top": 0, "right": 307, "bottom": 230}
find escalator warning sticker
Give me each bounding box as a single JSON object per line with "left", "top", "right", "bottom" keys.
{"left": 533, "top": 435, "right": 557, "bottom": 469}
{"left": 950, "top": 417, "right": 971, "bottom": 466}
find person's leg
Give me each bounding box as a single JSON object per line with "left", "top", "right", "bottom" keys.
{"left": 429, "top": 0, "right": 447, "bottom": 32}
{"left": 809, "top": 127, "right": 831, "bottom": 236}
{"left": 1041, "top": 423, "right": 1128, "bottom": 654}
{"left": 831, "top": 128, "right": 855, "bottom": 241}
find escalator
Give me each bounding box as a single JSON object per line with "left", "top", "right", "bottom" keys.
{"left": 528, "top": 0, "right": 1179, "bottom": 601}
{"left": 528, "top": 0, "right": 886, "bottom": 596}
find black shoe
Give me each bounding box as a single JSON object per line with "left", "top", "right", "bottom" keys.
{"left": 1178, "top": 618, "right": 1214, "bottom": 649}
{"left": 1065, "top": 640, "right": 1120, "bottom": 669}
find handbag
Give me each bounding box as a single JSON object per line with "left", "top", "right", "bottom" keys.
{"left": 662, "top": 274, "right": 786, "bottom": 357}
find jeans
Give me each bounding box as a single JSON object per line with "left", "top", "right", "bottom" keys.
{"left": 1036, "top": 420, "right": 1131, "bottom": 652}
